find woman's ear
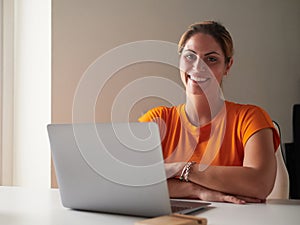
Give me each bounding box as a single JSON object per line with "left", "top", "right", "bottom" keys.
{"left": 225, "top": 57, "right": 234, "bottom": 75}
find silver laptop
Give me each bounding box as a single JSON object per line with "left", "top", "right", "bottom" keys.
{"left": 47, "top": 122, "right": 210, "bottom": 217}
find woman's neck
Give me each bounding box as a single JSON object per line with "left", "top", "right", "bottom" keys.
{"left": 185, "top": 93, "right": 225, "bottom": 127}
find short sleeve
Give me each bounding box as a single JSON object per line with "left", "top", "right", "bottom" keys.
{"left": 239, "top": 105, "right": 280, "bottom": 151}
{"left": 138, "top": 106, "right": 167, "bottom": 123}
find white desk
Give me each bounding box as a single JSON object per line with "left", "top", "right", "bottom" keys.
{"left": 0, "top": 186, "right": 299, "bottom": 225}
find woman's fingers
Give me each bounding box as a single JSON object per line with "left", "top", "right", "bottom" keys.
{"left": 235, "top": 195, "right": 265, "bottom": 203}
{"left": 222, "top": 195, "right": 246, "bottom": 204}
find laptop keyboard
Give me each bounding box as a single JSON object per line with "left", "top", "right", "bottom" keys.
{"left": 170, "top": 199, "right": 210, "bottom": 214}
{"left": 171, "top": 204, "right": 194, "bottom": 213}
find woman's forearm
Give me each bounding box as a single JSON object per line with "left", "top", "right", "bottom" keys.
{"left": 168, "top": 178, "right": 199, "bottom": 199}
{"left": 167, "top": 178, "right": 253, "bottom": 204}
{"left": 188, "top": 164, "right": 275, "bottom": 199}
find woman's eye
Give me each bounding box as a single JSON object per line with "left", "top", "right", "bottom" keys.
{"left": 207, "top": 57, "right": 217, "bottom": 62}
{"left": 184, "top": 54, "right": 197, "bottom": 62}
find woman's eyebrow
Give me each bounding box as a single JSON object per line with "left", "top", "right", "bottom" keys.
{"left": 183, "top": 49, "right": 197, "bottom": 54}
{"left": 204, "top": 51, "right": 221, "bottom": 56}
{"left": 183, "top": 49, "right": 221, "bottom": 56}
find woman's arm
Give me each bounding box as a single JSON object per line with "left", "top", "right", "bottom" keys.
{"left": 188, "top": 128, "right": 277, "bottom": 199}
{"left": 168, "top": 179, "right": 263, "bottom": 203}
{"left": 168, "top": 128, "right": 277, "bottom": 199}
{"left": 167, "top": 178, "right": 247, "bottom": 204}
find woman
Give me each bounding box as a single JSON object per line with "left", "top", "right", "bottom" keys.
{"left": 139, "top": 21, "right": 280, "bottom": 204}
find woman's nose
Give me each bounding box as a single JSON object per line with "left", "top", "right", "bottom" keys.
{"left": 192, "top": 58, "right": 207, "bottom": 72}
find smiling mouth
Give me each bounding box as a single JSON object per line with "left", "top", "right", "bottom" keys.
{"left": 187, "top": 75, "right": 210, "bottom": 83}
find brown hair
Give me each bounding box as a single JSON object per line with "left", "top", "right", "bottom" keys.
{"left": 178, "top": 21, "right": 234, "bottom": 64}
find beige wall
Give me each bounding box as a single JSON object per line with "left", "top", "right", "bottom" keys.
{"left": 52, "top": 0, "right": 300, "bottom": 144}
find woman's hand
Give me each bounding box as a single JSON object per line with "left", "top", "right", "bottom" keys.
{"left": 164, "top": 162, "right": 186, "bottom": 178}
{"left": 167, "top": 178, "right": 263, "bottom": 204}
{"left": 199, "top": 188, "right": 263, "bottom": 204}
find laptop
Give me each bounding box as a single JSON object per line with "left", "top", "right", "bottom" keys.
{"left": 47, "top": 122, "right": 210, "bottom": 217}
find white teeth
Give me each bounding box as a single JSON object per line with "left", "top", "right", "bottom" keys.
{"left": 190, "top": 76, "right": 209, "bottom": 82}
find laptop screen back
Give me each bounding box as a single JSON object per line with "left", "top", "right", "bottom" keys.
{"left": 48, "top": 122, "right": 173, "bottom": 217}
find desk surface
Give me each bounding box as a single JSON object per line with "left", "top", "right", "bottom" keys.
{"left": 0, "top": 186, "right": 299, "bottom": 225}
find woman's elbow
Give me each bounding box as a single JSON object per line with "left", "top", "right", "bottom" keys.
{"left": 254, "top": 171, "right": 277, "bottom": 199}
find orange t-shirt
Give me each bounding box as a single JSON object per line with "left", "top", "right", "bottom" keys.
{"left": 138, "top": 101, "right": 280, "bottom": 166}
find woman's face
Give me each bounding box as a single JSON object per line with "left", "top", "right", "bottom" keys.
{"left": 179, "top": 33, "right": 232, "bottom": 96}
